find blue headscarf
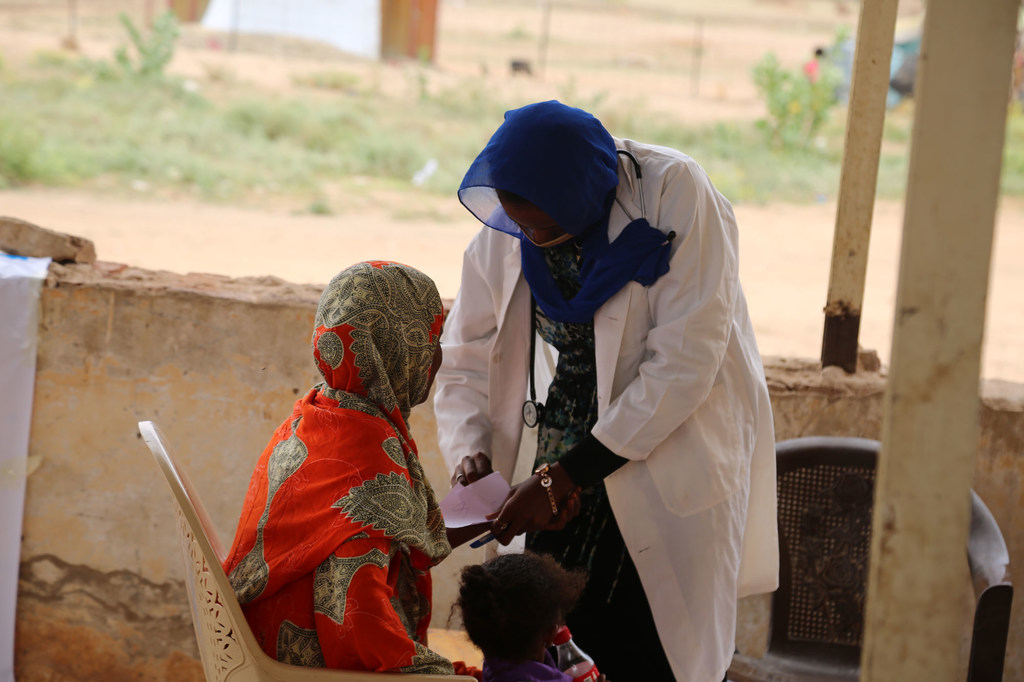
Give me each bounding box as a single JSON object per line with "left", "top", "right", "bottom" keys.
{"left": 458, "top": 100, "right": 672, "bottom": 323}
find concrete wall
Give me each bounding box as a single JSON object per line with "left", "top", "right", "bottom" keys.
{"left": 13, "top": 261, "right": 1024, "bottom": 681}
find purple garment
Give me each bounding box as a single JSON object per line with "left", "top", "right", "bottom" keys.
{"left": 482, "top": 651, "right": 572, "bottom": 682}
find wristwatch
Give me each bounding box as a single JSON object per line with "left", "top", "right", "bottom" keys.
{"left": 533, "top": 462, "right": 560, "bottom": 515}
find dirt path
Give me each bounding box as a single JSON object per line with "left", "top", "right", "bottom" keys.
{"left": 4, "top": 187, "right": 1021, "bottom": 383}
{"left": 2, "top": 0, "right": 1016, "bottom": 383}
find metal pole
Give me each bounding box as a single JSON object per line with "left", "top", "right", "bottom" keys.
{"left": 229, "top": 0, "right": 241, "bottom": 51}
{"left": 860, "top": 0, "right": 1019, "bottom": 678}
{"left": 66, "top": 0, "right": 79, "bottom": 50}
{"left": 820, "top": 0, "right": 899, "bottom": 372}
{"left": 691, "top": 16, "right": 703, "bottom": 98}
{"left": 538, "top": 0, "right": 552, "bottom": 78}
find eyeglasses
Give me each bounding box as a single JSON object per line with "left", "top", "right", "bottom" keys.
{"left": 513, "top": 220, "right": 573, "bottom": 248}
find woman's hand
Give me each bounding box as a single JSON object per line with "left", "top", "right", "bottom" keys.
{"left": 490, "top": 463, "right": 579, "bottom": 545}
{"left": 445, "top": 521, "right": 494, "bottom": 549}
{"left": 451, "top": 452, "right": 493, "bottom": 487}
{"left": 545, "top": 487, "right": 582, "bottom": 531}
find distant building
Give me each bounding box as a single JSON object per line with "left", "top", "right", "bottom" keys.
{"left": 168, "top": 0, "right": 210, "bottom": 23}
{"left": 199, "top": 0, "right": 439, "bottom": 62}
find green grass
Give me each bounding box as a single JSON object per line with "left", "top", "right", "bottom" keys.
{"left": 1000, "top": 109, "right": 1024, "bottom": 197}
{"left": 607, "top": 113, "right": 844, "bottom": 204}
{"left": 1, "top": 47, "right": 1022, "bottom": 207}
{"left": 0, "top": 59, "right": 507, "bottom": 200}
{"left": 502, "top": 24, "right": 533, "bottom": 41}
{"left": 292, "top": 70, "right": 361, "bottom": 93}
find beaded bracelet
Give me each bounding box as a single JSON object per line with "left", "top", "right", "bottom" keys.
{"left": 533, "top": 462, "right": 559, "bottom": 515}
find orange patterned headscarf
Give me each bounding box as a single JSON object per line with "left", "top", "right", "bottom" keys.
{"left": 311, "top": 260, "right": 444, "bottom": 433}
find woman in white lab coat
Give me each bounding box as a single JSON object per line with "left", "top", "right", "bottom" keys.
{"left": 434, "top": 100, "right": 778, "bottom": 682}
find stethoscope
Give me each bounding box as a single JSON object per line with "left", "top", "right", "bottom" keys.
{"left": 616, "top": 149, "right": 646, "bottom": 222}
{"left": 521, "top": 149, "right": 647, "bottom": 429}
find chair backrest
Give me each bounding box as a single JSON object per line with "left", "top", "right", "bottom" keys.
{"left": 140, "top": 420, "right": 266, "bottom": 682}
{"left": 968, "top": 489, "right": 1011, "bottom": 589}
{"left": 768, "top": 436, "right": 1013, "bottom": 679}
{"left": 966, "top": 490, "right": 1013, "bottom": 682}
{"left": 769, "top": 436, "right": 877, "bottom": 667}
{"left": 139, "top": 421, "right": 475, "bottom": 682}
{"left": 967, "top": 583, "right": 1013, "bottom": 682}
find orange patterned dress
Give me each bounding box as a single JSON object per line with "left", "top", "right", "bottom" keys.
{"left": 223, "top": 261, "right": 452, "bottom": 674}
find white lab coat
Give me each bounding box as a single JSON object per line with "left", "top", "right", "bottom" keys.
{"left": 434, "top": 139, "right": 779, "bottom": 682}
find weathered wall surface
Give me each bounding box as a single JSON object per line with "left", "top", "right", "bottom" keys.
{"left": 14, "top": 262, "right": 1024, "bottom": 681}
{"left": 16, "top": 263, "right": 324, "bottom": 682}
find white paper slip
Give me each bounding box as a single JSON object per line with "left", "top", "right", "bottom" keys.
{"left": 439, "top": 472, "right": 511, "bottom": 528}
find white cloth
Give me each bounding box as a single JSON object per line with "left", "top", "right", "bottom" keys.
{"left": 202, "top": 0, "right": 382, "bottom": 60}
{"left": 0, "top": 254, "right": 50, "bottom": 682}
{"left": 434, "top": 140, "right": 779, "bottom": 682}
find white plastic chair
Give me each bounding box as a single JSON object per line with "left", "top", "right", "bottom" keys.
{"left": 139, "top": 421, "right": 476, "bottom": 682}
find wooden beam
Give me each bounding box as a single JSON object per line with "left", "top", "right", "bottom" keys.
{"left": 820, "top": 0, "right": 898, "bottom": 372}
{"left": 860, "top": 0, "right": 1019, "bottom": 678}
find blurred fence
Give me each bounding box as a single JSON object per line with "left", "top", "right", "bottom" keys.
{"left": 0, "top": 0, "right": 205, "bottom": 41}
{"left": 431, "top": 0, "right": 871, "bottom": 123}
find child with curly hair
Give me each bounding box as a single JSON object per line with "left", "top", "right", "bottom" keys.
{"left": 456, "top": 552, "right": 607, "bottom": 682}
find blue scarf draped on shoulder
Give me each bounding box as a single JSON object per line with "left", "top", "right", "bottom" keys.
{"left": 457, "top": 100, "right": 673, "bottom": 324}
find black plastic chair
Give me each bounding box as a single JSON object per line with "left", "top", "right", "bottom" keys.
{"left": 728, "top": 437, "right": 1013, "bottom": 682}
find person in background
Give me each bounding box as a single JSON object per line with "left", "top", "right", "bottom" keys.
{"left": 456, "top": 551, "right": 606, "bottom": 682}
{"left": 434, "top": 100, "right": 779, "bottom": 681}
{"left": 223, "top": 260, "right": 485, "bottom": 674}
{"left": 803, "top": 46, "right": 826, "bottom": 82}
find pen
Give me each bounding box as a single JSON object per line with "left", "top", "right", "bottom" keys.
{"left": 469, "top": 532, "right": 496, "bottom": 548}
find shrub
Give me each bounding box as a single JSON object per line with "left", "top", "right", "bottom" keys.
{"left": 0, "top": 115, "right": 69, "bottom": 187}
{"left": 0, "top": 118, "right": 38, "bottom": 186}
{"left": 752, "top": 52, "right": 841, "bottom": 149}
{"left": 112, "top": 11, "right": 180, "bottom": 79}
{"left": 292, "top": 70, "right": 360, "bottom": 93}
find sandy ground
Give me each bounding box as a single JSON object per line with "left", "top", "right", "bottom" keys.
{"left": 0, "top": 0, "right": 1018, "bottom": 385}
{"left": 3, "top": 187, "right": 1022, "bottom": 383}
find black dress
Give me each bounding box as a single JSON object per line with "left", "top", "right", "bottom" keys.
{"left": 526, "top": 242, "right": 676, "bottom": 681}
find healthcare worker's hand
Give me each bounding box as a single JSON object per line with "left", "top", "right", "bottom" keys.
{"left": 445, "top": 521, "right": 494, "bottom": 549}
{"left": 451, "top": 452, "right": 492, "bottom": 487}
{"left": 490, "top": 463, "right": 580, "bottom": 545}
{"left": 545, "top": 487, "right": 582, "bottom": 531}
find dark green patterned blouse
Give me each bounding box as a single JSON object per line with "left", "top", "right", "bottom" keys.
{"left": 528, "top": 242, "right": 627, "bottom": 592}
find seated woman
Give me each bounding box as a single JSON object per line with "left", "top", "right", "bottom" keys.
{"left": 223, "top": 260, "right": 482, "bottom": 674}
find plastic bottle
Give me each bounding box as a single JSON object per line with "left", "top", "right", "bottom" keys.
{"left": 553, "top": 625, "right": 600, "bottom": 682}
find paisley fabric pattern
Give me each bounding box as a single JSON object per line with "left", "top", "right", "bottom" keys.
{"left": 312, "top": 549, "right": 390, "bottom": 624}
{"left": 277, "top": 621, "right": 325, "bottom": 667}
{"left": 313, "top": 260, "right": 444, "bottom": 428}
{"left": 223, "top": 261, "right": 452, "bottom": 674}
